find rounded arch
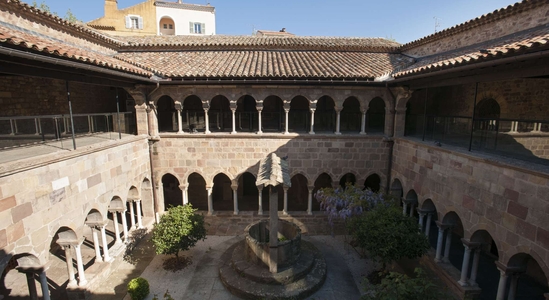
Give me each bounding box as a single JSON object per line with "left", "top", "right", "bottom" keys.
{"left": 212, "top": 173, "right": 233, "bottom": 211}
{"left": 209, "top": 95, "right": 232, "bottom": 132}
{"left": 262, "top": 95, "right": 284, "bottom": 132}
{"left": 315, "top": 95, "right": 336, "bottom": 133}
{"left": 159, "top": 16, "right": 175, "bottom": 35}
{"left": 289, "top": 170, "right": 312, "bottom": 185}
{"left": 339, "top": 172, "right": 357, "bottom": 189}
{"left": 161, "top": 173, "right": 182, "bottom": 210}
{"left": 363, "top": 173, "right": 381, "bottom": 192}
{"left": 390, "top": 178, "right": 403, "bottom": 199}
{"left": 237, "top": 172, "right": 258, "bottom": 211}
{"left": 183, "top": 95, "right": 204, "bottom": 132}
{"left": 313, "top": 173, "right": 332, "bottom": 211}
{"left": 236, "top": 95, "right": 258, "bottom": 132}
{"left": 109, "top": 196, "right": 125, "bottom": 210}
{"left": 85, "top": 208, "right": 104, "bottom": 224}
{"left": 128, "top": 186, "right": 139, "bottom": 201}
{"left": 157, "top": 95, "right": 176, "bottom": 132}
{"left": 141, "top": 178, "right": 154, "bottom": 218}
{"left": 475, "top": 98, "right": 500, "bottom": 132}
{"left": 341, "top": 96, "right": 361, "bottom": 133}
{"left": 288, "top": 174, "right": 308, "bottom": 211}
{"left": 420, "top": 198, "right": 437, "bottom": 211}
{"left": 506, "top": 253, "right": 549, "bottom": 297}
{"left": 289, "top": 95, "right": 310, "bottom": 133}
{"left": 367, "top": 97, "right": 385, "bottom": 133}
{"left": 188, "top": 172, "right": 208, "bottom": 211}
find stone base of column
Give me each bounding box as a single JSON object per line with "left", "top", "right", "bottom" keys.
{"left": 233, "top": 210, "right": 239, "bottom": 215}
{"left": 335, "top": 132, "right": 341, "bottom": 135}
{"left": 442, "top": 257, "right": 450, "bottom": 264}
{"left": 434, "top": 258, "right": 442, "bottom": 263}
{"left": 458, "top": 280, "right": 469, "bottom": 287}
{"left": 231, "top": 131, "right": 237, "bottom": 134}
{"left": 309, "top": 131, "right": 315, "bottom": 134}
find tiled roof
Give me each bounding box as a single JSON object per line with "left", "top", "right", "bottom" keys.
{"left": 154, "top": 1, "right": 215, "bottom": 12}
{"left": 401, "top": 0, "right": 545, "bottom": 51}
{"left": 394, "top": 25, "right": 549, "bottom": 78}
{"left": 115, "top": 50, "right": 413, "bottom": 79}
{"left": 116, "top": 35, "right": 401, "bottom": 52}
{"left": 0, "top": 23, "right": 153, "bottom": 77}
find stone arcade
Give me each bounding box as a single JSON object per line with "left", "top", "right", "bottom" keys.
{"left": 1, "top": 0, "right": 549, "bottom": 299}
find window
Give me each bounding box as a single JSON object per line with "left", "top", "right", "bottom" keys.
{"left": 125, "top": 15, "right": 143, "bottom": 30}
{"left": 189, "top": 22, "right": 206, "bottom": 34}
{"left": 163, "top": 24, "right": 167, "bottom": 29}
{"left": 169, "top": 24, "right": 173, "bottom": 29}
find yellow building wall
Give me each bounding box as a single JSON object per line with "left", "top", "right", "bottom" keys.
{"left": 88, "top": 0, "right": 157, "bottom": 36}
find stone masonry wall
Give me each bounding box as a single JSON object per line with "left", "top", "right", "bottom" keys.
{"left": 0, "top": 136, "right": 151, "bottom": 270}
{"left": 391, "top": 138, "right": 549, "bottom": 273}
{"left": 402, "top": 3, "right": 549, "bottom": 58}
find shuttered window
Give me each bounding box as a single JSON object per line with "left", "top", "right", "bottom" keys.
{"left": 189, "top": 22, "right": 206, "bottom": 34}
{"left": 125, "top": 15, "right": 144, "bottom": 30}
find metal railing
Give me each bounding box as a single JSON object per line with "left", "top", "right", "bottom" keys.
{"left": 0, "top": 112, "right": 135, "bottom": 149}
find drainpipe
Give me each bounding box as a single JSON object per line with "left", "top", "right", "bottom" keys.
{"left": 147, "top": 83, "right": 161, "bottom": 221}
{"left": 385, "top": 84, "right": 396, "bottom": 195}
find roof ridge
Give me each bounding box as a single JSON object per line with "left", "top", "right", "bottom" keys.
{"left": 400, "top": 0, "right": 544, "bottom": 51}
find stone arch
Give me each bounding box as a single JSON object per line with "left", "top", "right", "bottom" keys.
{"left": 262, "top": 95, "right": 284, "bottom": 132}
{"left": 363, "top": 173, "right": 381, "bottom": 192}
{"left": 289, "top": 170, "right": 312, "bottom": 185}
{"left": 209, "top": 95, "right": 232, "bottom": 132}
{"left": 84, "top": 208, "right": 104, "bottom": 224}
{"left": 419, "top": 198, "right": 439, "bottom": 247}
{"left": 159, "top": 16, "right": 175, "bottom": 35}
{"left": 237, "top": 172, "right": 259, "bottom": 211}
{"left": 236, "top": 95, "right": 258, "bottom": 132}
{"left": 288, "top": 174, "right": 308, "bottom": 211}
{"left": 367, "top": 97, "right": 385, "bottom": 133}
{"left": 188, "top": 172, "right": 208, "bottom": 211}
{"left": 404, "top": 189, "right": 418, "bottom": 217}
{"left": 157, "top": 95, "right": 177, "bottom": 132}
{"left": 441, "top": 211, "right": 466, "bottom": 270}
{"left": 1, "top": 253, "right": 44, "bottom": 299}
{"left": 183, "top": 95, "right": 204, "bottom": 132}
{"left": 470, "top": 229, "right": 500, "bottom": 257}
{"left": 506, "top": 252, "right": 549, "bottom": 297}
{"left": 128, "top": 186, "right": 139, "bottom": 201}
{"left": 390, "top": 178, "right": 403, "bottom": 199}
{"left": 161, "top": 173, "right": 182, "bottom": 211}
{"left": 315, "top": 95, "right": 336, "bottom": 132}
{"left": 289, "top": 95, "right": 310, "bottom": 132}
{"left": 313, "top": 173, "right": 332, "bottom": 212}
{"left": 341, "top": 96, "right": 361, "bottom": 133}
{"left": 339, "top": 172, "right": 357, "bottom": 189}
{"left": 212, "top": 173, "right": 233, "bottom": 211}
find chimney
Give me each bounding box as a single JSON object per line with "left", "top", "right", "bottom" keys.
{"left": 105, "top": 0, "right": 117, "bottom": 17}
{"left": 178, "top": 0, "right": 182, "bottom": 3}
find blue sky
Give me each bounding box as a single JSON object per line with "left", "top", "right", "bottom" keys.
{"left": 27, "top": 0, "right": 519, "bottom": 43}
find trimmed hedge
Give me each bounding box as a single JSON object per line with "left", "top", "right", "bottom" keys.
{"left": 127, "top": 277, "right": 150, "bottom": 300}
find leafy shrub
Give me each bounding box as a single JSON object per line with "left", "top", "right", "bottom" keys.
{"left": 362, "top": 268, "right": 446, "bottom": 300}
{"left": 127, "top": 277, "right": 149, "bottom": 300}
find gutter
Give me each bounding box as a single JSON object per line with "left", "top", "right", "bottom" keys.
{"left": 385, "top": 84, "right": 396, "bottom": 194}
{"left": 0, "top": 46, "right": 158, "bottom": 84}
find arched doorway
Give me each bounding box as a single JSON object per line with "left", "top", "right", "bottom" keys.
{"left": 364, "top": 173, "right": 381, "bottom": 192}
{"left": 209, "top": 95, "right": 231, "bottom": 132}
{"left": 288, "top": 174, "right": 308, "bottom": 211}
{"left": 237, "top": 172, "right": 258, "bottom": 211}
{"left": 367, "top": 97, "right": 385, "bottom": 133}
{"left": 162, "top": 173, "right": 182, "bottom": 210}
{"left": 157, "top": 95, "right": 176, "bottom": 132}
{"left": 212, "top": 173, "right": 233, "bottom": 211}
{"left": 159, "top": 16, "right": 175, "bottom": 35}
{"left": 183, "top": 95, "right": 204, "bottom": 132}
{"left": 341, "top": 97, "right": 361, "bottom": 133}
{"left": 262, "top": 96, "right": 284, "bottom": 132}
{"left": 315, "top": 96, "right": 335, "bottom": 133}
{"left": 313, "top": 173, "right": 332, "bottom": 211}
{"left": 505, "top": 253, "right": 549, "bottom": 299}
{"left": 339, "top": 173, "right": 356, "bottom": 189}
{"left": 289, "top": 96, "right": 309, "bottom": 132}
{"left": 236, "top": 95, "right": 257, "bottom": 132}
{"left": 187, "top": 173, "right": 207, "bottom": 210}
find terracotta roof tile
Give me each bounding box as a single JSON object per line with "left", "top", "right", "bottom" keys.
{"left": 394, "top": 25, "right": 549, "bottom": 78}
{"left": 0, "top": 23, "right": 152, "bottom": 77}
{"left": 115, "top": 50, "right": 413, "bottom": 79}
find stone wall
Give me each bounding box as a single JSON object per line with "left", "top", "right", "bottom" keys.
{"left": 0, "top": 136, "right": 151, "bottom": 271}
{"left": 391, "top": 138, "right": 549, "bottom": 273}
{"left": 402, "top": 2, "right": 549, "bottom": 58}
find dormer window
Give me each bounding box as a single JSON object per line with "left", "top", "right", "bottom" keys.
{"left": 125, "top": 15, "right": 143, "bottom": 30}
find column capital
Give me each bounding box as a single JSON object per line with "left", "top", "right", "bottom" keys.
{"left": 231, "top": 184, "right": 238, "bottom": 191}
{"left": 435, "top": 221, "right": 453, "bottom": 230}
{"left": 257, "top": 185, "right": 264, "bottom": 191}
{"left": 308, "top": 186, "right": 315, "bottom": 192}
{"left": 495, "top": 261, "right": 526, "bottom": 275}
{"left": 417, "top": 208, "right": 435, "bottom": 215}
{"left": 461, "top": 238, "right": 481, "bottom": 250}
{"left": 283, "top": 185, "right": 290, "bottom": 191}
{"left": 178, "top": 184, "right": 188, "bottom": 191}
{"left": 85, "top": 220, "right": 108, "bottom": 229}
{"left": 309, "top": 108, "right": 316, "bottom": 113}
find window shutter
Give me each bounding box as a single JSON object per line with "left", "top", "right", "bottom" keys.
{"left": 189, "top": 22, "right": 194, "bottom": 33}
{"left": 125, "top": 16, "right": 131, "bottom": 29}
{"left": 201, "top": 23, "right": 206, "bottom": 34}
{"left": 138, "top": 16, "right": 144, "bottom": 29}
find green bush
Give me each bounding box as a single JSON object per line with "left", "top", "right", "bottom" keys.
{"left": 127, "top": 277, "right": 150, "bottom": 300}
{"left": 362, "top": 268, "right": 446, "bottom": 300}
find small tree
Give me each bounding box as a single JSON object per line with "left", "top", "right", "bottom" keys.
{"left": 350, "top": 204, "right": 429, "bottom": 270}
{"left": 362, "top": 268, "right": 446, "bottom": 300}
{"left": 151, "top": 204, "right": 206, "bottom": 263}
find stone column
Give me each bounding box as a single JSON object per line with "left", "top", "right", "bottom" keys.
{"left": 417, "top": 209, "right": 425, "bottom": 232}
{"left": 146, "top": 103, "right": 159, "bottom": 137}
{"left": 176, "top": 105, "right": 183, "bottom": 134}
{"left": 508, "top": 273, "right": 521, "bottom": 300}
{"left": 110, "top": 210, "right": 121, "bottom": 244}
{"left": 469, "top": 247, "right": 481, "bottom": 286}
{"left": 100, "top": 223, "right": 112, "bottom": 262}
{"left": 129, "top": 200, "right": 136, "bottom": 229}
{"left": 121, "top": 210, "right": 129, "bottom": 243}
{"left": 284, "top": 108, "right": 290, "bottom": 134}
{"left": 135, "top": 199, "right": 144, "bottom": 228}
{"left": 443, "top": 226, "right": 454, "bottom": 263}
{"left": 135, "top": 103, "right": 149, "bottom": 136}
{"left": 207, "top": 186, "right": 214, "bottom": 216}
{"left": 204, "top": 108, "right": 211, "bottom": 134}
{"left": 283, "top": 186, "right": 289, "bottom": 215}
{"left": 232, "top": 184, "right": 239, "bottom": 215}
{"left": 425, "top": 212, "right": 434, "bottom": 237}
{"left": 402, "top": 198, "right": 408, "bottom": 216}
{"left": 360, "top": 109, "right": 367, "bottom": 134}
{"left": 180, "top": 184, "right": 188, "bottom": 205}
{"left": 61, "top": 245, "right": 77, "bottom": 287}
{"left": 409, "top": 202, "right": 415, "bottom": 218}
{"left": 309, "top": 108, "right": 316, "bottom": 134}
{"left": 230, "top": 107, "right": 237, "bottom": 134}
{"left": 257, "top": 107, "right": 263, "bottom": 134}
{"left": 458, "top": 244, "right": 472, "bottom": 286}
{"left": 258, "top": 185, "right": 264, "bottom": 215}
{"left": 307, "top": 186, "right": 314, "bottom": 215}
{"left": 434, "top": 221, "right": 447, "bottom": 263}
{"left": 39, "top": 271, "right": 50, "bottom": 300}
{"left": 74, "top": 241, "right": 87, "bottom": 286}
{"left": 393, "top": 89, "right": 412, "bottom": 137}
{"left": 335, "top": 107, "right": 342, "bottom": 135}
{"left": 22, "top": 271, "right": 38, "bottom": 300}
{"left": 91, "top": 226, "right": 103, "bottom": 263}
{"left": 496, "top": 266, "right": 509, "bottom": 300}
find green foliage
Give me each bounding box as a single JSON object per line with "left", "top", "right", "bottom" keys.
{"left": 64, "top": 9, "right": 80, "bottom": 23}
{"left": 349, "top": 204, "right": 429, "bottom": 269}
{"left": 127, "top": 277, "right": 150, "bottom": 300}
{"left": 362, "top": 268, "right": 446, "bottom": 300}
{"left": 151, "top": 204, "right": 206, "bottom": 260}
{"left": 152, "top": 290, "right": 174, "bottom": 300}
{"left": 31, "top": 1, "right": 57, "bottom": 16}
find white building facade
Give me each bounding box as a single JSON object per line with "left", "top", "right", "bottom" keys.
{"left": 155, "top": 1, "right": 216, "bottom": 36}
